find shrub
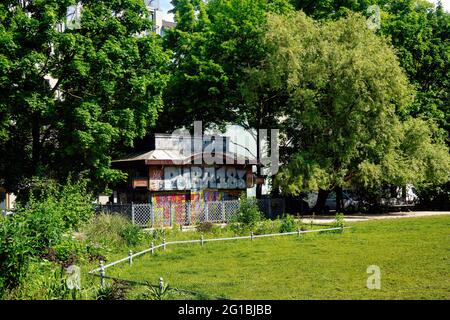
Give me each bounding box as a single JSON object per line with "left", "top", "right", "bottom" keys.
{"left": 329, "top": 213, "right": 345, "bottom": 233}
{"left": 0, "top": 216, "right": 33, "bottom": 296}
{"left": 120, "top": 223, "right": 143, "bottom": 247}
{"left": 0, "top": 179, "right": 94, "bottom": 296}
{"left": 58, "top": 180, "right": 94, "bottom": 230}
{"left": 52, "top": 235, "right": 87, "bottom": 265}
{"left": 16, "top": 179, "right": 95, "bottom": 255}
{"left": 279, "top": 214, "right": 297, "bottom": 233}
{"left": 230, "top": 195, "right": 263, "bottom": 232}
{"left": 254, "top": 220, "right": 278, "bottom": 235}
{"left": 141, "top": 281, "right": 170, "bottom": 300}
{"left": 196, "top": 221, "right": 214, "bottom": 233}
{"left": 83, "top": 214, "right": 144, "bottom": 248}
{"left": 95, "top": 280, "right": 129, "bottom": 300}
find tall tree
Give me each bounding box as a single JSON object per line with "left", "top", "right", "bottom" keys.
{"left": 292, "top": 0, "right": 450, "bottom": 143}
{"left": 0, "top": 0, "right": 169, "bottom": 194}
{"left": 252, "top": 12, "right": 450, "bottom": 211}
{"left": 161, "top": 0, "right": 293, "bottom": 197}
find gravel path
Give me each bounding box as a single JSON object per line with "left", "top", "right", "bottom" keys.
{"left": 299, "top": 211, "right": 450, "bottom": 224}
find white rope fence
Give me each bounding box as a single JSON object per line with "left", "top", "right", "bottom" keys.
{"left": 89, "top": 226, "right": 351, "bottom": 288}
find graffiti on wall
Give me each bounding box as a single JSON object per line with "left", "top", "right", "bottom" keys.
{"left": 149, "top": 166, "right": 251, "bottom": 191}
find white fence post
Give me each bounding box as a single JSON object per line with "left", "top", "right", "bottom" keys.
{"left": 163, "top": 238, "right": 166, "bottom": 251}
{"left": 251, "top": 231, "right": 254, "bottom": 241}
{"left": 159, "top": 277, "right": 164, "bottom": 291}
{"left": 131, "top": 202, "right": 135, "bottom": 225}
{"left": 129, "top": 250, "right": 133, "bottom": 266}
{"left": 201, "top": 234, "right": 204, "bottom": 246}
{"left": 99, "top": 260, "right": 105, "bottom": 288}
{"left": 151, "top": 241, "right": 154, "bottom": 255}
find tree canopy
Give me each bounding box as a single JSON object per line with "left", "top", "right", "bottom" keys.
{"left": 159, "top": 0, "right": 293, "bottom": 132}
{"left": 0, "top": 0, "right": 169, "bottom": 194}
{"left": 249, "top": 12, "right": 450, "bottom": 198}
{"left": 292, "top": 0, "right": 450, "bottom": 143}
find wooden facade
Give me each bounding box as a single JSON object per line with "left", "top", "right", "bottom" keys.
{"left": 111, "top": 134, "right": 260, "bottom": 204}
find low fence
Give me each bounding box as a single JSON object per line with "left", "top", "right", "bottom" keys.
{"left": 95, "top": 198, "right": 286, "bottom": 227}
{"left": 89, "top": 226, "right": 350, "bottom": 288}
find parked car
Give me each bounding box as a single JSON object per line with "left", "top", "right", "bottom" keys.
{"left": 305, "top": 191, "right": 361, "bottom": 213}
{"left": 325, "top": 191, "right": 361, "bottom": 212}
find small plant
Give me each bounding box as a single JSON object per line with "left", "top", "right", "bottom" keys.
{"left": 95, "top": 280, "right": 129, "bottom": 300}
{"left": 254, "top": 220, "right": 277, "bottom": 235}
{"left": 196, "top": 221, "right": 214, "bottom": 233}
{"left": 44, "top": 268, "right": 80, "bottom": 300}
{"left": 52, "top": 235, "right": 86, "bottom": 265}
{"left": 151, "top": 228, "right": 166, "bottom": 241}
{"left": 142, "top": 280, "right": 170, "bottom": 300}
{"left": 230, "top": 194, "right": 263, "bottom": 233}
{"left": 279, "top": 214, "right": 297, "bottom": 233}
{"left": 120, "top": 223, "right": 143, "bottom": 247}
{"left": 329, "top": 213, "right": 345, "bottom": 233}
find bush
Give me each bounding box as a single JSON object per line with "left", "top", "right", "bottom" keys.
{"left": 0, "top": 179, "right": 94, "bottom": 296}
{"left": 120, "top": 223, "right": 143, "bottom": 247}
{"left": 196, "top": 221, "right": 214, "bottom": 233}
{"left": 52, "top": 235, "right": 87, "bottom": 266}
{"left": 329, "top": 213, "right": 345, "bottom": 233}
{"left": 16, "top": 179, "right": 94, "bottom": 255}
{"left": 230, "top": 195, "right": 263, "bottom": 232}
{"left": 96, "top": 280, "right": 129, "bottom": 300}
{"left": 279, "top": 214, "right": 297, "bottom": 233}
{"left": 254, "top": 220, "right": 278, "bottom": 235}
{"left": 82, "top": 214, "right": 144, "bottom": 248}
{"left": 0, "top": 216, "right": 33, "bottom": 296}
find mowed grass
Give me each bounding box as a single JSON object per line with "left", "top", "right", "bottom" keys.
{"left": 107, "top": 216, "right": 450, "bottom": 299}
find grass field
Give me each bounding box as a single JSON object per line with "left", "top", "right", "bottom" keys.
{"left": 106, "top": 216, "right": 450, "bottom": 300}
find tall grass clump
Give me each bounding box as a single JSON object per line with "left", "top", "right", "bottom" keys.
{"left": 82, "top": 214, "right": 144, "bottom": 248}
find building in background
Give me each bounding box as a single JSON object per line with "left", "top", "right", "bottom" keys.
{"left": 110, "top": 134, "right": 261, "bottom": 204}
{"left": 0, "top": 186, "right": 15, "bottom": 212}
{"left": 145, "top": 0, "right": 176, "bottom": 35}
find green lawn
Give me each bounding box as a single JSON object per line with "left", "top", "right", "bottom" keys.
{"left": 106, "top": 216, "right": 450, "bottom": 300}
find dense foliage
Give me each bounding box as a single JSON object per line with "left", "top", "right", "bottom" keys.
{"left": 0, "top": 0, "right": 169, "bottom": 194}
{"left": 0, "top": 179, "right": 93, "bottom": 296}
{"left": 253, "top": 12, "right": 450, "bottom": 203}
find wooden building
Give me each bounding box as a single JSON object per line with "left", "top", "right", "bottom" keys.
{"left": 111, "top": 134, "right": 260, "bottom": 204}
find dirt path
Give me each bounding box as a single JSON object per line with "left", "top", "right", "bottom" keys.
{"left": 299, "top": 211, "right": 450, "bottom": 224}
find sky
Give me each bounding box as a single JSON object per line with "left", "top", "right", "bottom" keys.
{"left": 157, "top": 0, "right": 450, "bottom": 20}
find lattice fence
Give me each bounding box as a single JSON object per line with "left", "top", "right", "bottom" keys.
{"left": 96, "top": 198, "right": 285, "bottom": 227}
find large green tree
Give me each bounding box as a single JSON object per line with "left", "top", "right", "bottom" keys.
{"left": 160, "top": 0, "right": 293, "bottom": 197}
{"left": 160, "top": 0, "right": 292, "bottom": 132}
{"left": 291, "top": 0, "right": 450, "bottom": 142}
{"left": 252, "top": 12, "right": 450, "bottom": 210}
{"left": 0, "top": 0, "right": 169, "bottom": 194}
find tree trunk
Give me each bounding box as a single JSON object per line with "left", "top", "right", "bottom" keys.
{"left": 313, "top": 189, "right": 330, "bottom": 214}
{"left": 31, "top": 113, "right": 41, "bottom": 175}
{"left": 336, "top": 186, "right": 343, "bottom": 212}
